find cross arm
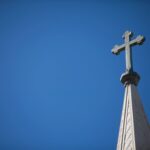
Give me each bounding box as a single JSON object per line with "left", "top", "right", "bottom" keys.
{"left": 111, "top": 35, "right": 145, "bottom": 55}
{"left": 111, "top": 44, "right": 126, "bottom": 55}
{"left": 129, "top": 35, "right": 145, "bottom": 46}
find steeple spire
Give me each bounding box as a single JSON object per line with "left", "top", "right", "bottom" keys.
{"left": 112, "top": 31, "right": 150, "bottom": 149}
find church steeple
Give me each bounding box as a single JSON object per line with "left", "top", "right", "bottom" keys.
{"left": 112, "top": 31, "right": 150, "bottom": 149}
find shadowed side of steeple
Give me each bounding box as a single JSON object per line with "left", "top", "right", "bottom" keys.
{"left": 131, "top": 85, "right": 150, "bottom": 149}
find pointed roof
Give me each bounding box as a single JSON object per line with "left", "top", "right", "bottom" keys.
{"left": 117, "top": 84, "right": 150, "bottom": 150}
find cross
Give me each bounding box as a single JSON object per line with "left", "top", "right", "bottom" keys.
{"left": 112, "top": 31, "right": 145, "bottom": 73}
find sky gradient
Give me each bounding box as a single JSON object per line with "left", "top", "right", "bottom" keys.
{"left": 0, "top": 1, "right": 150, "bottom": 149}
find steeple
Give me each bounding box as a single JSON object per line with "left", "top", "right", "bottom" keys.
{"left": 112, "top": 31, "right": 150, "bottom": 149}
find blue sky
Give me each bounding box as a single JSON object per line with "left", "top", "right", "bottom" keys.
{"left": 0, "top": 1, "right": 150, "bottom": 149}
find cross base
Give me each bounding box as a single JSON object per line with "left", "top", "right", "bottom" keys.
{"left": 120, "top": 71, "right": 140, "bottom": 86}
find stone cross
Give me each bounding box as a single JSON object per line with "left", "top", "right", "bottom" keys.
{"left": 112, "top": 31, "right": 145, "bottom": 73}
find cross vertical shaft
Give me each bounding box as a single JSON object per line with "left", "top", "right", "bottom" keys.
{"left": 123, "top": 31, "right": 133, "bottom": 73}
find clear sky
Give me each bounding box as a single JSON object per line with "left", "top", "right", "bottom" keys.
{"left": 0, "top": 0, "right": 150, "bottom": 149}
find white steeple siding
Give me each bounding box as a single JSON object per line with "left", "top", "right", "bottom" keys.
{"left": 117, "top": 84, "right": 150, "bottom": 150}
